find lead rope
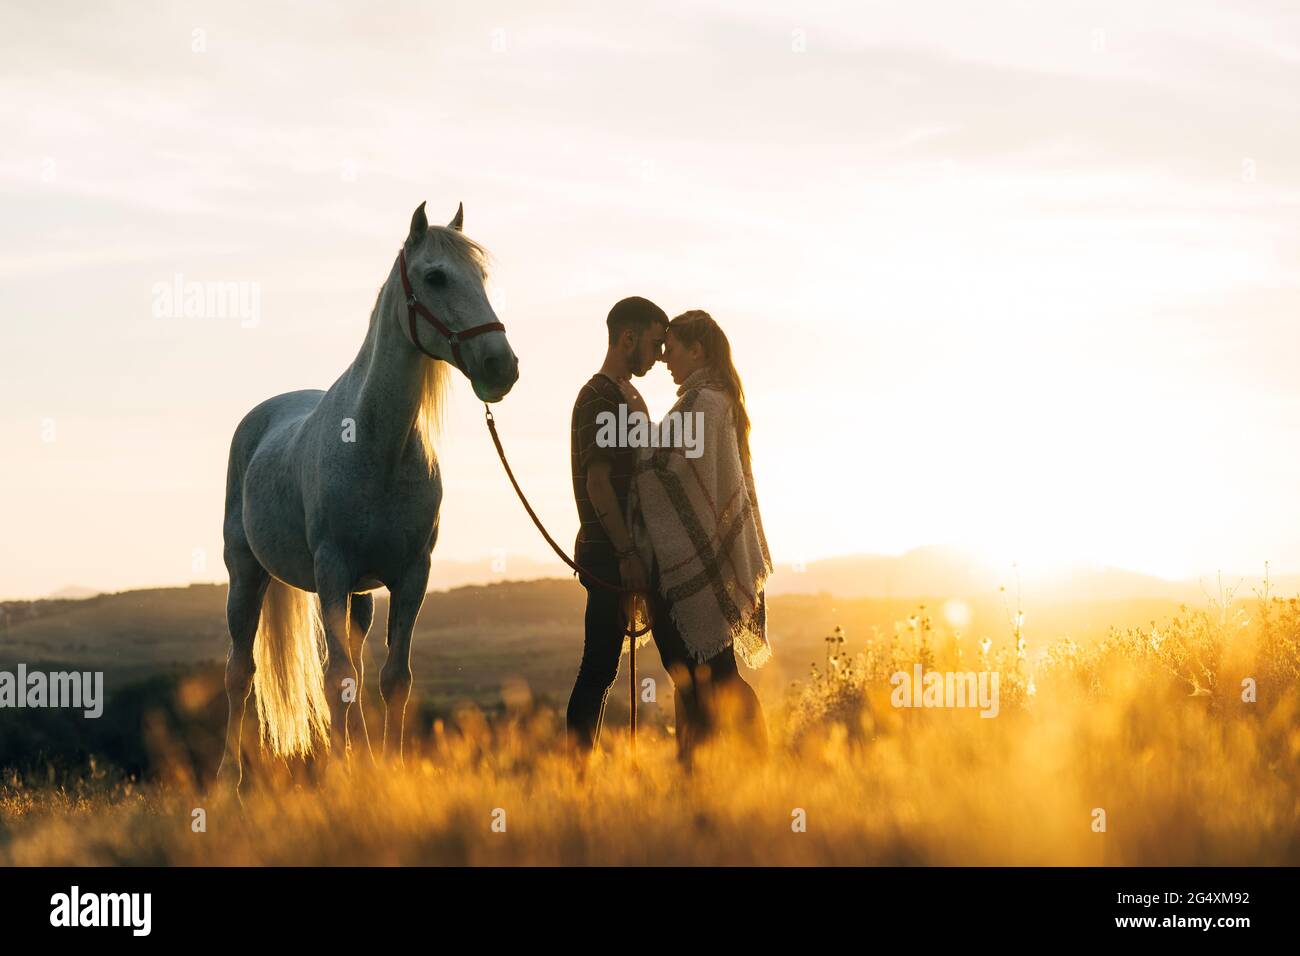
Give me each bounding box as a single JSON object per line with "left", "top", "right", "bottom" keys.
{"left": 482, "top": 403, "right": 655, "bottom": 637}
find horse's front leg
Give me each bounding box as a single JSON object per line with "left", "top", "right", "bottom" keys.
{"left": 381, "top": 558, "right": 430, "bottom": 764}
{"left": 346, "top": 592, "right": 376, "bottom": 765}
{"left": 315, "top": 549, "right": 358, "bottom": 764}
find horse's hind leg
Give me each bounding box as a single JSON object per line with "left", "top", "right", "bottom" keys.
{"left": 315, "top": 547, "right": 360, "bottom": 764}
{"left": 346, "top": 592, "right": 376, "bottom": 763}
{"left": 215, "top": 549, "right": 269, "bottom": 790}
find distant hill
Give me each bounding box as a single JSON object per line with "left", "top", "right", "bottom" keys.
{"left": 24, "top": 547, "right": 1295, "bottom": 607}
{"left": 425, "top": 546, "right": 1300, "bottom": 603}
{"left": 426, "top": 556, "right": 575, "bottom": 591}
{"left": 0, "top": 573, "right": 1223, "bottom": 707}
{"left": 45, "top": 586, "right": 100, "bottom": 601}
{"left": 4, "top": 547, "right": 1287, "bottom": 696}
{"left": 761, "top": 546, "right": 1300, "bottom": 603}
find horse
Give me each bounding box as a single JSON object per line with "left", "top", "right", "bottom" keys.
{"left": 215, "top": 202, "right": 518, "bottom": 788}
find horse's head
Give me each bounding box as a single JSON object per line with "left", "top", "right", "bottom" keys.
{"left": 400, "top": 201, "right": 519, "bottom": 402}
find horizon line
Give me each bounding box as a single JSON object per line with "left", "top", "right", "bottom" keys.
{"left": 7, "top": 547, "right": 1298, "bottom": 604}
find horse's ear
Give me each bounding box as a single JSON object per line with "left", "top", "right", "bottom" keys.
{"left": 407, "top": 202, "right": 428, "bottom": 246}
{"left": 448, "top": 202, "right": 464, "bottom": 232}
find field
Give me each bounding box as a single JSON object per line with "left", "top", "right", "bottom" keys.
{"left": 1, "top": 579, "right": 1298, "bottom": 865}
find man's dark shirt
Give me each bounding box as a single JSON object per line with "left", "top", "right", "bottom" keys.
{"left": 571, "top": 372, "right": 648, "bottom": 570}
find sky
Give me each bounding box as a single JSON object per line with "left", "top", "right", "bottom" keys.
{"left": 2, "top": 0, "right": 1299, "bottom": 598}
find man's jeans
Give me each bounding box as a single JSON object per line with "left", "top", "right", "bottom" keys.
{"left": 566, "top": 562, "right": 765, "bottom": 757}
{"left": 565, "top": 560, "right": 627, "bottom": 753}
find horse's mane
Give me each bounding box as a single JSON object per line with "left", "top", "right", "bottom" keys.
{"left": 414, "top": 343, "right": 451, "bottom": 470}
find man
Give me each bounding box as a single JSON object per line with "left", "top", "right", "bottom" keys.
{"left": 567, "top": 296, "right": 668, "bottom": 754}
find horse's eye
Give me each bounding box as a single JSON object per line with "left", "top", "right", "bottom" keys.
{"left": 424, "top": 268, "right": 448, "bottom": 289}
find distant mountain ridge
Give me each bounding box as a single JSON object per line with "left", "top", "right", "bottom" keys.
{"left": 763, "top": 546, "right": 1300, "bottom": 602}
{"left": 20, "top": 547, "right": 1298, "bottom": 606}
{"left": 0, "top": 577, "right": 1205, "bottom": 707}
{"left": 415, "top": 547, "right": 1300, "bottom": 603}
{"left": 45, "top": 586, "right": 100, "bottom": 600}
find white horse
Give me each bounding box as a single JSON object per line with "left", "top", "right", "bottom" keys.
{"left": 215, "top": 202, "right": 518, "bottom": 787}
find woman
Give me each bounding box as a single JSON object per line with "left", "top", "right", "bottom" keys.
{"left": 627, "top": 310, "right": 773, "bottom": 764}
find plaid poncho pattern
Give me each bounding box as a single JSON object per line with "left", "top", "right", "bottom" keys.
{"left": 627, "top": 369, "right": 774, "bottom": 668}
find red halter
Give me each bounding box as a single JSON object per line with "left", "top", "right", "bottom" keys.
{"left": 397, "top": 248, "right": 506, "bottom": 372}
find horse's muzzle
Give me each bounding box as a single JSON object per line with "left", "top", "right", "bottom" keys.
{"left": 473, "top": 351, "right": 519, "bottom": 402}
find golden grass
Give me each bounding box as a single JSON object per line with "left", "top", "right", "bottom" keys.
{"left": 2, "top": 595, "right": 1298, "bottom": 866}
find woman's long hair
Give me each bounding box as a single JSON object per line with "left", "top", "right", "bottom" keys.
{"left": 668, "top": 310, "right": 752, "bottom": 473}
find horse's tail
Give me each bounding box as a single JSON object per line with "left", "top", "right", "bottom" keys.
{"left": 252, "top": 577, "right": 330, "bottom": 758}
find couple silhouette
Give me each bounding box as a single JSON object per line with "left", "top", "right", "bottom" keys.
{"left": 568, "top": 298, "right": 773, "bottom": 765}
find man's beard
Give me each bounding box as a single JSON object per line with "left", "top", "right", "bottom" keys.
{"left": 633, "top": 351, "right": 656, "bottom": 376}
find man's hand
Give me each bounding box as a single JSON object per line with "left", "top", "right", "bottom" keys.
{"left": 618, "top": 552, "right": 649, "bottom": 593}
